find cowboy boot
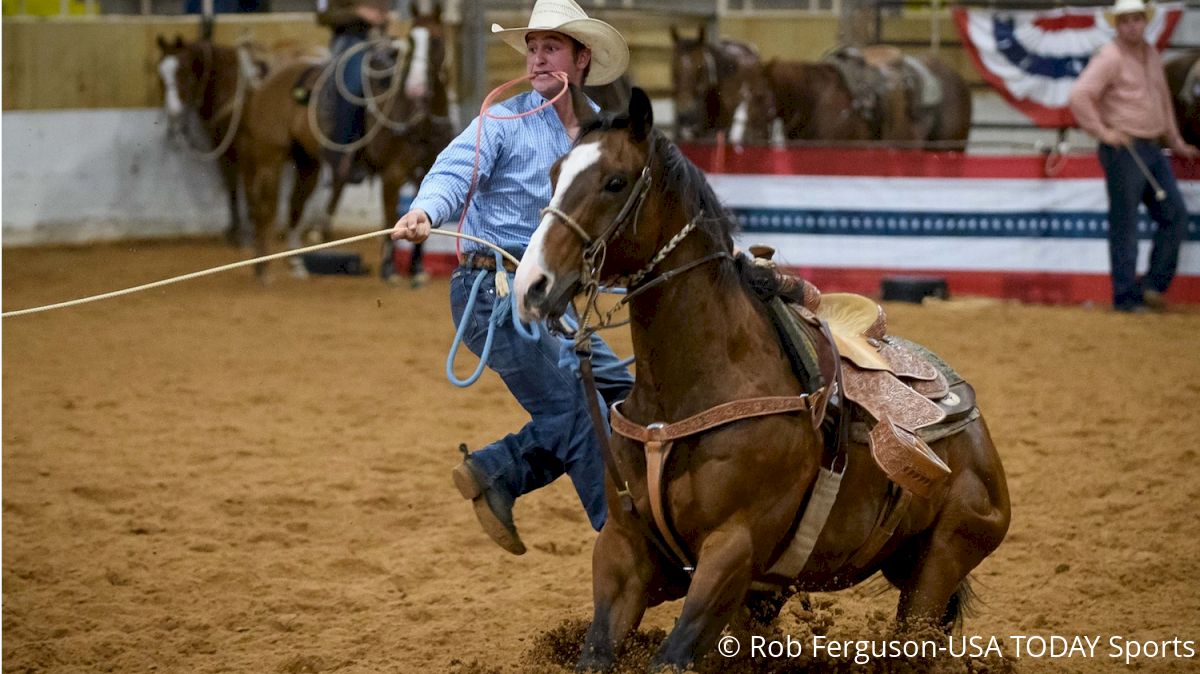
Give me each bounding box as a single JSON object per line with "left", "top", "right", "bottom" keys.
{"left": 451, "top": 446, "right": 526, "bottom": 555}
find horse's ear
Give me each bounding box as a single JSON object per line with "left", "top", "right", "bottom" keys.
{"left": 698, "top": 24, "right": 707, "bottom": 44}
{"left": 173, "top": 34, "right": 184, "bottom": 48}
{"left": 628, "top": 87, "right": 653, "bottom": 142}
{"left": 156, "top": 34, "right": 168, "bottom": 51}
{"left": 669, "top": 24, "right": 679, "bottom": 44}
{"left": 570, "top": 83, "right": 597, "bottom": 128}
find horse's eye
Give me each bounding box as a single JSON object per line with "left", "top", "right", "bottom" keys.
{"left": 604, "top": 176, "right": 628, "bottom": 193}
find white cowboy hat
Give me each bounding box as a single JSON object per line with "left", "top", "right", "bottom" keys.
{"left": 490, "top": 0, "right": 629, "bottom": 86}
{"left": 1104, "top": 0, "right": 1155, "bottom": 26}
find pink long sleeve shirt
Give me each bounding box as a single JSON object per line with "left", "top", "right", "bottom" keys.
{"left": 1068, "top": 40, "right": 1185, "bottom": 149}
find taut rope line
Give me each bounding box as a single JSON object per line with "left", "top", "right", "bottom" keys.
{"left": 1, "top": 230, "right": 519, "bottom": 319}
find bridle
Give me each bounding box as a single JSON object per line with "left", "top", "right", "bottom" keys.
{"left": 538, "top": 133, "right": 731, "bottom": 344}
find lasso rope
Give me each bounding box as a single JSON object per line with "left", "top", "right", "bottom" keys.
{"left": 0, "top": 230, "right": 519, "bottom": 319}
{"left": 307, "top": 37, "right": 409, "bottom": 154}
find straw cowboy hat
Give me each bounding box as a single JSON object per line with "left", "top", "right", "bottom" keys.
{"left": 1105, "top": 0, "right": 1155, "bottom": 26}
{"left": 491, "top": 0, "right": 629, "bottom": 86}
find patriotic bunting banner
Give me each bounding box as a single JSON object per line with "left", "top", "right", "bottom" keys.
{"left": 953, "top": 3, "right": 1184, "bottom": 127}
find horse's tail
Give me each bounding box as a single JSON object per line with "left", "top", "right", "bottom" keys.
{"left": 943, "top": 575, "right": 980, "bottom": 632}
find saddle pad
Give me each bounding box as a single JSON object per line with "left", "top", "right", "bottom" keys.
{"left": 843, "top": 367, "right": 946, "bottom": 431}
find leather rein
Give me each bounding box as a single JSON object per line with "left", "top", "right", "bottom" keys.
{"left": 542, "top": 136, "right": 817, "bottom": 573}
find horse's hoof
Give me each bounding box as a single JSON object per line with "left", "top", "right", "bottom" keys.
{"left": 289, "top": 259, "right": 310, "bottom": 279}
{"left": 410, "top": 271, "right": 430, "bottom": 289}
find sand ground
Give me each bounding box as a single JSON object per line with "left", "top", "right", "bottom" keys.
{"left": 3, "top": 239, "right": 1199, "bottom": 672}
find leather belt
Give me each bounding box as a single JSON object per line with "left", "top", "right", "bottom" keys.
{"left": 459, "top": 252, "right": 518, "bottom": 273}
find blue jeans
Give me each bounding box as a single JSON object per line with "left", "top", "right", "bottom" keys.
{"left": 330, "top": 32, "right": 368, "bottom": 146}
{"left": 450, "top": 267, "right": 634, "bottom": 531}
{"left": 1098, "top": 140, "right": 1190, "bottom": 309}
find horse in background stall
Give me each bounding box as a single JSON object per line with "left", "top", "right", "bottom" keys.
{"left": 669, "top": 25, "right": 773, "bottom": 144}
{"left": 513, "top": 86, "right": 1009, "bottom": 671}
{"left": 766, "top": 46, "right": 971, "bottom": 150}
{"left": 156, "top": 35, "right": 270, "bottom": 246}
{"left": 1165, "top": 49, "right": 1200, "bottom": 147}
{"left": 236, "top": 1, "right": 451, "bottom": 282}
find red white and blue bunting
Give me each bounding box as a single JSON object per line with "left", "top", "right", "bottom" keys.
{"left": 953, "top": 3, "right": 1184, "bottom": 127}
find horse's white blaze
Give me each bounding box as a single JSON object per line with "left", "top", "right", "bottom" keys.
{"left": 514, "top": 142, "right": 602, "bottom": 321}
{"left": 158, "top": 55, "right": 184, "bottom": 118}
{"left": 405, "top": 27, "right": 430, "bottom": 99}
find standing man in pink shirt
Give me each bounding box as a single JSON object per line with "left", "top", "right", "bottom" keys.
{"left": 1069, "top": 0, "right": 1198, "bottom": 312}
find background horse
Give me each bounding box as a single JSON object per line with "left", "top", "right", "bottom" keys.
{"left": 1166, "top": 49, "right": 1200, "bottom": 147}
{"left": 513, "top": 87, "right": 1010, "bottom": 671}
{"left": 237, "top": 2, "right": 450, "bottom": 282}
{"left": 669, "top": 25, "right": 773, "bottom": 144}
{"left": 156, "top": 34, "right": 268, "bottom": 245}
{"left": 766, "top": 47, "right": 971, "bottom": 150}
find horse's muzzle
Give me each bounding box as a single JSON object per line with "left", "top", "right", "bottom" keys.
{"left": 515, "top": 268, "right": 579, "bottom": 326}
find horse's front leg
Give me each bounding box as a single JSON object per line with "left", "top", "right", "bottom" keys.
{"left": 651, "top": 525, "right": 753, "bottom": 672}
{"left": 577, "top": 519, "right": 658, "bottom": 673}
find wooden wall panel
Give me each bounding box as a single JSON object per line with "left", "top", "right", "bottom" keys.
{"left": 2, "top": 12, "right": 970, "bottom": 111}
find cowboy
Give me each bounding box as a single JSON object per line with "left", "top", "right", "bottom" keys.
{"left": 390, "top": 0, "right": 633, "bottom": 555}
{"left": 316, "top": 0, "right": 391, "bottom": 184}
{"left": 1069, "top": 0, "right": 1199, "bottom": 313}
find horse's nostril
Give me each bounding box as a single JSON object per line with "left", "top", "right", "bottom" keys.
{"left": 529, "top": 275, "right": 549, "bottom": 301}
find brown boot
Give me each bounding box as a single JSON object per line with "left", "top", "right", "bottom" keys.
{"left": 451, "top": 452, "right": 526, "bottom": 555}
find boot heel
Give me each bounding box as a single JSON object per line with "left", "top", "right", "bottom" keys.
{"left": 451, "top": 462, "right": 484, "bottom": 500}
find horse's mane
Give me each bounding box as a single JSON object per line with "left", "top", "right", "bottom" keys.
{"left": 579, "top": 114, "right": 784, "bottom": 297}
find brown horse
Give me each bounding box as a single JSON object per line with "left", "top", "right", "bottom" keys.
{"left": 513, "top": 87, "right": 1010, "bottom": 671}
{"left": 766, "top": 47, "right": 972, "bottom": 150}
{"left": 156, "top": 35, "right": 268, "bottom": 245}
{"left": 237, "top": 2, "right": 451, "bottom": 281}
{"left": 1166, "top": 49, "right": 1200, "bottom": 147}
{"left": 669, "top": 25, "right": 773, "bottom": 144}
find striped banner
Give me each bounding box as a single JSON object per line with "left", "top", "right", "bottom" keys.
{"left": 953, "top": 3, "right": 1184, "bottom": 127}
{"left": 399, "top": 145, "right": 1200, "bottom": 304}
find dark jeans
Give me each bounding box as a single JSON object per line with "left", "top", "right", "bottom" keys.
{"left": 329, "top": 31, "right": 368, "bottom": 146}
{"left": 449, "top": 267, "right": 634, "bottom": 531}
{"left": 1098, "top": 139, "right": 1190, "bottom": 309}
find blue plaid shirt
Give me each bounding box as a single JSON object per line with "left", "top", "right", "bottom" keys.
{"left": 411, "top": 90, "right": 597, "bottom": 257}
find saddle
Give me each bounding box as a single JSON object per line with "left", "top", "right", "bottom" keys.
{"left": 823, "top": 46, "right": 943, "bottom": 133}
{"left": 756, "top": 251, "right": 975, "bottom": 499}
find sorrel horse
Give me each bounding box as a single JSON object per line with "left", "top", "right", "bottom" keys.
{"left": 1165, "top": 49, "right": 1200, "bottom": 147}
{"left": 156, "top": 35, "right": 268, "bottom": 245}
{"left": 237, "top": 2, "right": 450, "bottom": 281}
{"left": 669, "top": 25, "right": 773, "bottom": 144}
{"left": 765, "top": 47, "right": 972, "bottom": 150}
{"left": 513, "top": 87, "right": 1010, "bottom": 671}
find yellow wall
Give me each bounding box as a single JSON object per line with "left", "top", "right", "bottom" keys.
{"left": 2, "top": 0, "right": 95, "bottom": 16}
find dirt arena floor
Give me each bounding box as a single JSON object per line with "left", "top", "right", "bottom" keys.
{"left": 4, "top": 238, "right": 1199, "bottom": 673}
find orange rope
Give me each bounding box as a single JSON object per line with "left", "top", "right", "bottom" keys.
{"left": 453, "top": 71, "right": 571, "bottom": 257}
